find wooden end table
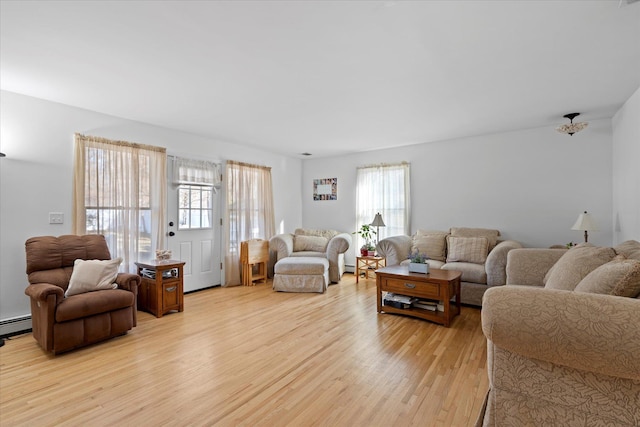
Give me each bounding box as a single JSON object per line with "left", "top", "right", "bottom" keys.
{"left": 376, "top": 265, "right": 461, "bottom": 327}
{"left": 135, "top": 259, "right": 186, "bottom": 318}
{"left": 356, "top": 256, "right": 386, "bottom": 283}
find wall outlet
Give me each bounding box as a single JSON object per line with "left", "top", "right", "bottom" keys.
{"left": 49, "top": 212, "right": 64, "bottom": 224}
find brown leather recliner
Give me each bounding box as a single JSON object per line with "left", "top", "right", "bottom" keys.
{"left": 24, "top": 235, "right": 140, "bottom": 354}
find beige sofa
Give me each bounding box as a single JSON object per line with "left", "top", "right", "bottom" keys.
{"left": 269, "top": 228, "right": 351, "bottom": 283}
{"left": 477, "top": 240, "right": 640, "bottom": 426}
{"left": 376, "top": 227, "right": 522, "bottom": 306}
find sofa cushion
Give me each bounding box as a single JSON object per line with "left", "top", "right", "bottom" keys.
{"left": 450, "top": 227, "right": 500, "bottom": 251}
{"left": 544, "top": 246, "right": 617, "bottom": 291}
{"left": 614, "top": 240, "right": 640, "bottom": 261}
{"left": 443, "top": 262, "right": 487, "bottom": 284}
{"left": 56, "top": 288, "right": 134, "bottom": 322}
{"left": 446, "top": 236, "right": 489, "bottom": 264}
{"left": 65, "top": 258, "right": 121, "bottom": 297}
{"left": 293, "top": 235, "right": 329, "bottom": 252}
{"left": 290, "top": 251, "right": 325, "bottom": 258}
{"left": 412, "top": 231, "right": 448, "bottom": 262}
{"left": 575, "top": 256, "right": 640, "bottom": 298}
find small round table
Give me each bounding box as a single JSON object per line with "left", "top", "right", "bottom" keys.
{"left": 356, "top": 256, "right": 386, "bottom": 283}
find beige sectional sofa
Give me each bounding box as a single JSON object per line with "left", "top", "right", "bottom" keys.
{"left": 477, "top": 240, "right": 640, "bottom": 426}
{"left": 376, "top": 227, "right": 522, "bottom": 306}
{"left": 269, "top": 228, "right": 351, "bottom": 283}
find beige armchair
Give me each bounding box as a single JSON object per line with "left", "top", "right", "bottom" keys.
{"left": 269, "top": 228, "right": 351, "bottom": 283}
{"left": 24, "top": 235, "right": 139, "bottom": 354}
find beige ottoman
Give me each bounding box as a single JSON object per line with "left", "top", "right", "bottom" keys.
{"left": 273, "top": 257, "right": 329, "bottom": 293}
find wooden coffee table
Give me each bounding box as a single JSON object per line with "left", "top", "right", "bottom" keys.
{"left": 376, "top": 265, "right": 462, "bottom": 327}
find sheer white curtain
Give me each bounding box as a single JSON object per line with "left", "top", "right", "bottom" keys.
{"left": 355, "top": 162, "right": 411, "bottom": 250}
{"left": 73, "top": 134, "right": 167, "bottom": 272}
{"left": 224, "top": 160, "right": 275, "bottom": 286}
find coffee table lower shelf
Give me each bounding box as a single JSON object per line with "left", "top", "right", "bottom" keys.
{"left": 379, "top": 304, "right": 458, "bottom": 324}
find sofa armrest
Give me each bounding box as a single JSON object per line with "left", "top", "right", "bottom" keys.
{"left": 482, "top": 286, "right": 640, "bottom": 381}
{"left": 327, "top": 233, "right": 351, "bottom": 258}
{"left": 376, "top": 235, "right": 412, "bottom": 266}
{"left": 485, "top": 240, "right": 522, "bottom": 287}
{"left": 115, "top": 273, "right": 140, "bottom": 293}
{"left": 24, "top": 282, "right": 64, "bottom": 303}
{"left": 506, "top": 248, "right": 567, "bottom": 286}
{"left": 269, "top": 234, "right": 294, "bottom": 261}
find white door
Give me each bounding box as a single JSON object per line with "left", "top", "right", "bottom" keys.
{"left": 166, "top": 164, "right": 222, "bottom": 292}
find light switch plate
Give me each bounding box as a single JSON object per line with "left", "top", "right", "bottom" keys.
{"left": 49, "top": 212, "right": 64, "bottom": 224}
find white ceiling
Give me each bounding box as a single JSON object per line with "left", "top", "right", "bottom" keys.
{"left": 2, "top": 1, "right": 639, "bottom": 158}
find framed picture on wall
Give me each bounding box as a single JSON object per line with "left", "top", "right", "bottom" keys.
{"left": 313, "top": 178, "right": 337, "bottom": 201}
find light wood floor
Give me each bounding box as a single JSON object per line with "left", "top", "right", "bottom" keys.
{"left": 0, "top": 274, "right": 488, "bottom": 427}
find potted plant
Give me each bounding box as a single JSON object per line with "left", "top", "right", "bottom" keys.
{"left": 408, "top": 250, "right": 430, "bottom": 274}
{"left": 353, "top": 224, "right": 377, "bottom": 256}
{"left": 365, "top": 242, "right": 376, "bottom": 257}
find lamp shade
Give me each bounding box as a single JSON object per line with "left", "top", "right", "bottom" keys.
{"left": 370, "top": 213, "right": 385, "bottom": 227}
{"left": 571, "top": 211, "right": 598, "bottom": 231}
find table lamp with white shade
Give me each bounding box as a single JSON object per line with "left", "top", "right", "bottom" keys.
{"left": 571, "top": 211, "right": 598, "bottom": 243}
{"left": 370, "top": 213, "right": 385, "bottom": 245}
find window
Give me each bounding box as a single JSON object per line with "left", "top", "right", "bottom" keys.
{"left": 73, "top": 134, "right": 166, "bottom": 272}
{"left": 355, "top": 162, "right": 411, "bottom": 249}
{"left": 171, "top": 157, "right": 220, "bottom": 231}
{"left": 178, "top": 185, "right": 213, "bottom": 229}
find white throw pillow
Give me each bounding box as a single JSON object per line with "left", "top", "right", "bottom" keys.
{"left": 66, "top": 258, "right": 122, "bottom": 297}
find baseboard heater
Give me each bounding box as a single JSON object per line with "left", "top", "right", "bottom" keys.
{"left": 345, "top": 264, "right": 355, "bottom": 274}
{"left": 0, "top": 315, "right": 32, "bottom": 338}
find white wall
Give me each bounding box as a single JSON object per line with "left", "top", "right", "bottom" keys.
{"left": 302, "top": 119, "right": 614, "bottom": 268}
{"left": 612, "top": 86, "right": 640, "bottom": 245}
{"left": 0, "top": 91, "right": 302, "bottom": 323}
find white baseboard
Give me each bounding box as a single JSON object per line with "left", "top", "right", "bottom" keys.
{"left": 345, "top": 264, "right": 355, "bottom": 274}
{"left": 0, "top": 315, "right": 32, "bottom": 337}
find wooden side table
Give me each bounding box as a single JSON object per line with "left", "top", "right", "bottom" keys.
{"left": 135, "top": 259, "right": 186, "bottom": 318}
{"left": 356, "top": 256, "right": 386, "bottom": 283}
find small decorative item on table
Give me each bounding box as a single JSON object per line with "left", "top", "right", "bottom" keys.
{"left": 155, "top": 249, "right": 172, "bottom": 261}
{"left": 409, "top": 262, "right": 429, "bottom": 274}
{"left": 407, "top": 250, "right": 429, "bottom": 274}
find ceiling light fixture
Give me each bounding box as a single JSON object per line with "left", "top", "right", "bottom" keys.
{"left": 556, "top": 113, "right": 588, "bottom": 136}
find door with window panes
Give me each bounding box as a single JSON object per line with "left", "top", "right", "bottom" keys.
{"left": 167, "top": 161, "right": 222, "bottom": 292}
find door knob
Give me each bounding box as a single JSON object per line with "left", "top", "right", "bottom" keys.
{"left": 169, "top": 231, "right": 175, "bottom": 237}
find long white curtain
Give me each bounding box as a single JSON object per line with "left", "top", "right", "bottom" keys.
{"left": 355, "top": 162, "right": 411, "bottom": 250}
{"left": 224, "top": 160, "right": 275, "bottom": 286}
{"left": 73, "top": 134, "right": 167, "bottom": 272}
